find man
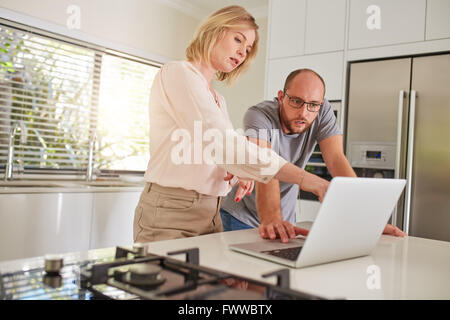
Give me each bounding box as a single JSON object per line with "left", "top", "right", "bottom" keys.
{"left": 221, "top": 68, "right": 406, "bottom": 242}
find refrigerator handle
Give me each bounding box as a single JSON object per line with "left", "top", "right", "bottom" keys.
{"left": 392, "top": 90, "right": 405, "bottom": 226}
{"left": 395, "top": 91, "right": 405, "bottom": 179}
{"left": 403, "top": 90, "right": 417, "bottom": 234}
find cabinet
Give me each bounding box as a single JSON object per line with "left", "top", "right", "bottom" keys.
{"left": 266, "top": 51, "right": 344, "bottom": 100}
{"left": 90, "top": 191, "right": 141, "bottom": 249}
{"left": 268, "top": 0, "right": 306, "bottom": 59}
{"left": 0, "top": 193, "right": 93, "bottom": 261}
{"left": 0, "top": 190, "right": 142, "bottom": 261}
{"left": 425, "top": 0, "right": 450, "bottom": 40}
{"left": 348, "top": 0, "right": 426, "bottom": 49}
{"left": 304, "top": 0, "right": 347, "bottom": 54}
{"left": 296, "top": 199, "right": 321, "bottom": 222}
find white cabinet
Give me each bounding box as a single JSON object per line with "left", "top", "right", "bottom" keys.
{"left": 296, "top": 199, "right": 321, "bottom": 222}
{"left": 90, "top": 191, "right": 141, "bottom": 249}
{"left": 348, "top": 0, "right": 426, "bottom": 49}
{"left": 0, "top": 193, "right": 93, "bottom": 261}
{"left": 305, "top": 0, "right": 347, "bottom": 54}
{"left": 426, "top": 0, "right": 450, "bottom": 40}
{"left": 266, "top": 51, "right": 344, "bottom": 100}
{"left": 268, "top": 0, "right": 306, "bottom": 59}
{"left": 0, "top": 190, "right": 142, "bottom": 261}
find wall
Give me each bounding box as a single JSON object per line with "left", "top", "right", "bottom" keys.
{"left": 0, "top": 0, "right": 200, "bottom": 61}
{"left": 213, "top": 17, "right": 268, "bottom": 130}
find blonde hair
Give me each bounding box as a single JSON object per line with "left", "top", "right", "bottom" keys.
{"left": 186, "top": 5, "right": 259, "bottom": 85}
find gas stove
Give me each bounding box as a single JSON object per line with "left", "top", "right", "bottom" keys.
{"left": 0, "top": 244, "right": 326, "bottom": 300}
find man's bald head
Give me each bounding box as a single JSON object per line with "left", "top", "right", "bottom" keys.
{"left": 283, "top": 69, "right": 326, "bottom": 98}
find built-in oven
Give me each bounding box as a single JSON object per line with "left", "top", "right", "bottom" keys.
{"left": 347, "top": 141, "right": 395, "bottom": 178}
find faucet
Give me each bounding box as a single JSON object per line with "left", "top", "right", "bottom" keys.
{"left": 86, "top": 132, "right": 97, "bottom": 182}
{"left": 4, "top": 122, "right": 26, "bottom": 181}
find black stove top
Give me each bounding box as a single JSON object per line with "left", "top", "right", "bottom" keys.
{"left": 0, "top": 245, "right": 326, "bottom": 300}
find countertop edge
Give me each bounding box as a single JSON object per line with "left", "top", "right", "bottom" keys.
{"left": 0, "top": 186, "right": 144, "bottom": 194}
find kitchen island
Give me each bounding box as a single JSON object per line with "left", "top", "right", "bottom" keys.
{"left": 1, "top": 222, "right": 449, "bottom": 300}
{"left": 144, "top": 222, "right": 450, "bottom": 300}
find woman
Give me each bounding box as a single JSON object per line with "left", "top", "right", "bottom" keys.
{"left": 133, "top": 6, "right": 328, "bottom": 243}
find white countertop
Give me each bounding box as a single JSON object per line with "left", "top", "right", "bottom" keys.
{"left": 144, "top": 225, "right": 450, "bottom": 300}
{"left": 1, "top": 225, "right": 449, "bottom": 300}
{"left": 0, "top": 180, "right": 145, "bottom": 193}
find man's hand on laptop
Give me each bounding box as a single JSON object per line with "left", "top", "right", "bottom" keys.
{"left": 258, "top": 217, "right": 309, "bottom": 243}
{"left": 383, "top": 224, "right": 407, "bottom": 237}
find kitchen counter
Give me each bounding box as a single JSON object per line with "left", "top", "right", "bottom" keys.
{"left": 0, "top": 180, "right": 145, "bottom": 193}
{"left": 1, "top": 223, "right": 449, "bottom": 300}
{"left": 144, "top": 223, "right": 450, "bottom": 300}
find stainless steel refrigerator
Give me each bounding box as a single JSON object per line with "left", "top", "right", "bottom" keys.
{"left": 345, "top": 53, "right": 450, "bottom": 242}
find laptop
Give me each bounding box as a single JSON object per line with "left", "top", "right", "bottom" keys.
{"left": 229, "top": 177, "right": 406, "bottom": 268}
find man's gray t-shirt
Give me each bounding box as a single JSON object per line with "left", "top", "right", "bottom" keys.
{"left": 221, "top": 98, "right": 342, "bottom": 227}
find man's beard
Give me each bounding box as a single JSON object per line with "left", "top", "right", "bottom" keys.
{"left": 280, "top": 105, "right": 311, "bottom": 135}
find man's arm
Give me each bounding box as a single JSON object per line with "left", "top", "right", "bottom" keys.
{"left": 319, "top": 135, "right": 356, "bottom": 177}
{"left": 249, "top": 137, "right": 309, "bottom": 242}
{"left": 319, "top": 135, "right": 406, "bottom": 237}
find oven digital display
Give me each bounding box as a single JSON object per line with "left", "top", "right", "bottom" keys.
{"left": 366, "top": 151, "right": 382, "bottom": 159}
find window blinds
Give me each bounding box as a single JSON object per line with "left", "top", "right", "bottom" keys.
{"left": 0, "top": 24, "right": 100, "bottom": 171}
{"left": 0, "top": 22, "right": 160, "bottom": 176}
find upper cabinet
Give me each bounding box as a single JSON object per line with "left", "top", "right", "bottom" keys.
{"left": 269, "top": 0, "right": 346, "bottom": 57}
{"left": 348, "top": 0, "right": 426, "bottom": 49}
{"left": 267, "top": 0, "right": 346, "bottom": 100}
{"left": 305, "top": 0, "right": 347, "bottom": 54}
{"left": 266, "top": 51, "right": 344, "bottom": 101}
{"left": 265, "top": 0, "right": 449, "bottom": 103}
{"left": 268, "top": 0, "right": 306, "bottom": 59}
{"left": 426, "top": 0, "right": 450, "bottom": 40}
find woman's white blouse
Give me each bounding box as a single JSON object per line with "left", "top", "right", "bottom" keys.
{"left": 144, "top": 61, "right": 287, "bottom": 196}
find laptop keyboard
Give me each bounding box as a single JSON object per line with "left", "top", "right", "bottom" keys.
{"left": 262, "top": 246, "right": 303, "bottom": 261}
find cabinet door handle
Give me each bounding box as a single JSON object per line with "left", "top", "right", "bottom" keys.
{"left": 403, "top": 90, "right": 416, "bottom": 234}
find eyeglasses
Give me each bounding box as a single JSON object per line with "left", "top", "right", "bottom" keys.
{"left": 283, "top": 91, "right": 322, "bottom": 112}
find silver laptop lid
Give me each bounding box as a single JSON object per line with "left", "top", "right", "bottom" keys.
{"left": 295, "top": 177, "right": 406, "bottom": 267}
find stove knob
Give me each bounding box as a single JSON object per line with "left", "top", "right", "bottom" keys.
{"left": 43, "top": 274, "right": 63, "bottom": 288}
{"left": 44, "top": 254, "right": 64, "bottom": 274}
{"left": 133, "top": 243, "right": 148, "bottom": 257}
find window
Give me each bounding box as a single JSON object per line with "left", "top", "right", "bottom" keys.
{"left": 97, "top": 54, "right": 159, "bottom": 171}
{"left": 0, "top": 22, "right": 160, "bottom": 179}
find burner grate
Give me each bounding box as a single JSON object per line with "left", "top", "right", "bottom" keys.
{"left": 1, "top": 246, "right": 328, "bottom": 300}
